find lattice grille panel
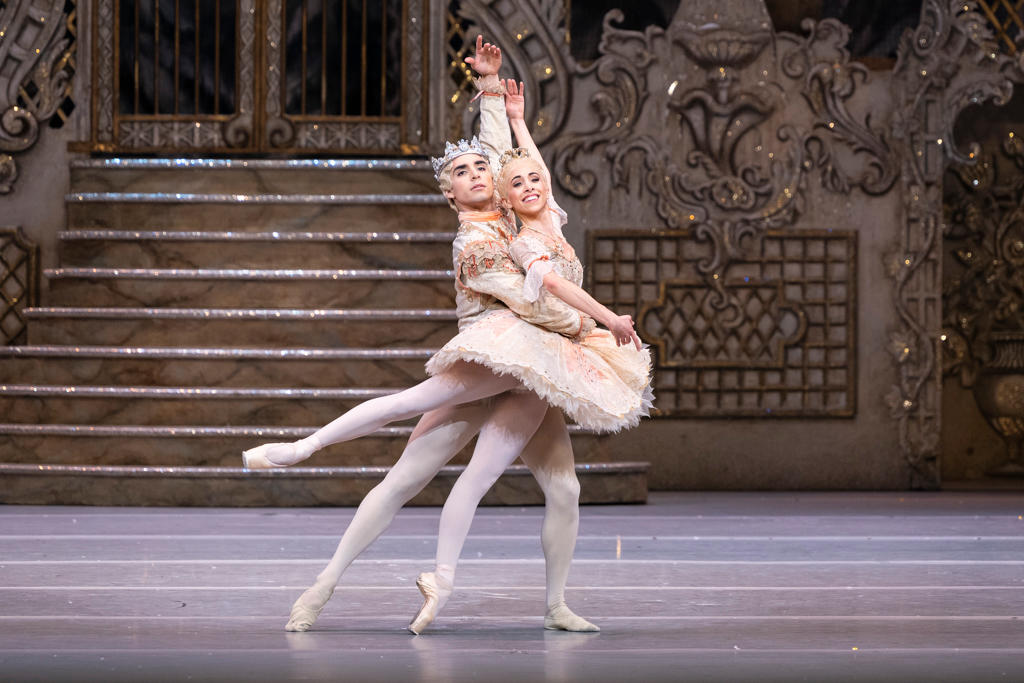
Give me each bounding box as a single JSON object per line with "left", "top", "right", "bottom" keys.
{"left": 0, "top": 229, "right": 40, "bottom": 346}
{"left": 977, "top": 0, "right": 1024, "bottom": 53}
{"left": 588, "top": 230, "right": 857, "bottom": 418}
{"left": 444, "top": 1, "right": 476, "bottom": 141}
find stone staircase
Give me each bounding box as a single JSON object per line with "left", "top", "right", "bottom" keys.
{"left": 0, "top": 159, "right": 647, "bottom": 506}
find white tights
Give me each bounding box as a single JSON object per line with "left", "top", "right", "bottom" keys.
{"left": 271, "top": 361, "right": 521, "bottom": 466}
{"left": 433, "top": 391, "right": 549, "bottom": 586}
{"left": 292, "top": 401, "right": 586, "bottom": 626}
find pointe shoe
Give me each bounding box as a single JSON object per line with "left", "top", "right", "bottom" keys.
{"left": 407, "top": 571, "right": 453, "bottom": 635}
{"left": 544, "top": 601, "right": 600, "bottom": 632}
{"left": 285, "top": 582, "right": 335, "bottom": 632}
{"left": 242, "top": 442, "right": 296, "bottom": 469}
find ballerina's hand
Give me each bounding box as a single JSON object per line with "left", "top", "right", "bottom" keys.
{"left": 464, "top": 34, "right": 501, "bottom": 76}
{"left": 607, "top": 314, "right": 642, "bottom": 350}
{"left": 504, "top": 79, "right": 525, "bottom": 120}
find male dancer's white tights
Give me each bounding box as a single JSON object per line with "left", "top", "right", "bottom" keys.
{"left": 286, "top": 400, "right": 594, "bottom": 631}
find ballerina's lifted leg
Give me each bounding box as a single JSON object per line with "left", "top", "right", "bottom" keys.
{"left": 242, "top": 360, "right": 521, "bottom": 469}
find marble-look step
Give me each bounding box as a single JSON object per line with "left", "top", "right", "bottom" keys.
{"left": 66, "top": 195, "right": 456, "bottom": 232}
{"left": 57, "top": 230, "right": 455, "bottom": 269}
{"left": 70, "top": 158, "right": 440, "bottom": 195}
{"left": 0, "top": 384, "right": 403, "bottom": 429}
{"left": 24, "top": 309, "right": 456, "bottom": 350}
{"left": 43, "top": 270, "right": 457, "bottom": 308}
{"left": 25, "top": 307, "right": 457, "bottom": 347}
{"left": 0, "top": 345, "right": 432, "bottom": 388}
{"left": 0, "top": 424, "right": 416, "bottom": 467}
{"left": 45, "top": 266, "right": 454, "bottom": 280}
{"left": 0, "top": 422, "right": 597, "bottom": 468}
{"left": 0, "top": 461, "right": 648, "bottom": 506}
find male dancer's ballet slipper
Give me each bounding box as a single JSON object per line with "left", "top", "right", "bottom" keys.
{"left": 407, "top": 571, "right": 453, "bottom": 635}
{"left": 285, "top": 581, "right": 335, "bottom": 632}
{"left": 544, "top": 601, "right": 600, "bottom": 632}
{"left": 242, "top": 443, "right": 297, "bottom": 469}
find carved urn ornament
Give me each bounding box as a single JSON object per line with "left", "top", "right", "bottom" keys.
{"left": 945, "top": 138, "right": 1024, "bottom": 476}
{"left": 670, "top": 0, "right": 773, "bottom": 95}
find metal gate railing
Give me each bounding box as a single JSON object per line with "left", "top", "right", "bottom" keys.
{"left": 88, "top": 0, "right": 427, "bottom": 154}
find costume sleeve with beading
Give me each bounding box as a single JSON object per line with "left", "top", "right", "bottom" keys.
{"left": 457, "top": 239, "right": 594, "bottom": 339}
{"left": 475, "top": 77, "right": 512, "bottom": 169}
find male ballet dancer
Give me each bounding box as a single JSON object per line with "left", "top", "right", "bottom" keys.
{"left": 282, "top": 36, "right": 597, "bottom": 633}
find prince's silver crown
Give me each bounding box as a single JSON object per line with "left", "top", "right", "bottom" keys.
{"left": 431, "top": 137, "right": 486, "bottom": 180}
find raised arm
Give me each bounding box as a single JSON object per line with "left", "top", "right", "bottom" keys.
{"left": 504, "top": 79, "right": 550, "bottom": 187}
{"left": 465, "top": 36, "right": 512, "bottom": 168}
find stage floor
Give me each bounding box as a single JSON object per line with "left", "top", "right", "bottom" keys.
{"left": 2, "top": 491, "right": 1023, "bottom": 682}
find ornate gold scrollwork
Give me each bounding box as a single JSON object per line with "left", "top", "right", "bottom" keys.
{"left": 0, "top": 0, "right": 76, "bottom": 194}
{"left": 887, "top": 0, "right": 1024, "bottom": 487}
{"left": 447, "top": 0, "right": 573, "bottom": 146}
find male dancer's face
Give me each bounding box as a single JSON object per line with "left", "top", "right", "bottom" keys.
{"left": 445, "top": 153, "right": 495, "bottom": 212}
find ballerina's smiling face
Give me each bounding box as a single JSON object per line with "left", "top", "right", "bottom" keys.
{"left": 500, "top": 157, "right": 549, "bottom": 219}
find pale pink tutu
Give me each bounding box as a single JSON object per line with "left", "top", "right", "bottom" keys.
{"left": 426, "top": 310, "right": 653, "bottom": 433}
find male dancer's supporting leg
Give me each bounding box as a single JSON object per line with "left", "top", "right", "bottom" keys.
{"left": 286, "top": 403, "right": 489, "bottom": 631}
{"left": 518, "top": 408, "right": 599, "bottom": 632}
{"left": 409, "top": 391, "right": 549, "bottom": 633}
{"left": 285, "top": 398, "right": 585, "bottom": 632}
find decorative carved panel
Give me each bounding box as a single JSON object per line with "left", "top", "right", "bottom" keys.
{"left": 0, "top": 228, "right": 40, "bottom": 346}
{"left": 590, "top": 229, "right": 856, "bottom": 417}
{"left": 0, "top": 0, "right": 77, "bottom": 193}
{"left": 445, "top": 0, "right": 571, "bottom": 146}
{"left": 444, "top": 0, "right": 1024, "bottom": 487}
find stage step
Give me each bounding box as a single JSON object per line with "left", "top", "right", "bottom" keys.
{"left": 0, "top": 461, "right": 648, "bottom": 506}
{"left": 70, "top": 158, "right": 440, "bottom": 195}
{"left": 0, "top": 384, "right": 404, "bottom": 431}
{"left": 67, "top": 194, "right": 454, "bottom": 232}
{"left": 0, "top": 345, "right": 433, "bottom": 388}
{"left": 0, "top": 421, "right": 596, "bottom": 467}
{"left": 0, "top": 424, "right": 416, "bottom": 467}
{"left": 24, "top": 307, "right": 457, "bottom": 347}
{"left": 57, "top": 230, "right": 456, "bottom": 269}
{"left": 42, "top": 269, "right": 456, "bottom": 308}
{"left": 0, "top": 157, "right": 650, "bottom": 506}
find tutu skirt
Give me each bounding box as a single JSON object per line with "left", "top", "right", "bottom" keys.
{"left": 425, "top": 310, "right": 653, "bottom": 433}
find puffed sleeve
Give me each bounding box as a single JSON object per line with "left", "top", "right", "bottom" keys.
{"left": 457, "top": 239, "right": 593, "bottom": 339}
{"left": 509, "top": 234, "right": 555, "bottom": 303}
{"left": 548, "top": 195, "right": 568, "bottom": 228}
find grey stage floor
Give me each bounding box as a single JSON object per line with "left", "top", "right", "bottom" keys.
{"left": 1, "top": 492, "right": 1023, "bottom": 683}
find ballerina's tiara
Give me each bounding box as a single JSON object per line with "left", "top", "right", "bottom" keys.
{"left": 497, "top": 147, "right": 531, "bottom": 172}
{"left": 431, "top": 137, "right": 487, "bottom": 180}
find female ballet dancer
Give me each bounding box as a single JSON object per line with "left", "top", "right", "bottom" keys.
{"left": 243, "top": 38, "right": 650, "bottom": 632}
{"left": 405, "top": 79, "right": 654, "bottom": 634}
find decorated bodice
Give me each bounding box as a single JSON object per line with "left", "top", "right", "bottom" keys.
{"left": 508, "top": 200, "right": 582, "bottom": 302}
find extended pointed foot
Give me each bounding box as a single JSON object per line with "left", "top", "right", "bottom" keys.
{"left": 407, "top": 571, "right": 453, "bottom": 635}
{"left": 285, "top": 582, "right": 335, "bottom": 632}
{"left": 243, "top": 442, "right": 306, "bottom": 469}
{"left": 544, "top": 602, "right": 599, "bottom": 632}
